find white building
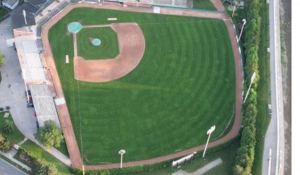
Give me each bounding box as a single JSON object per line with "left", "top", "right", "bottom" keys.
{"left": 2, "top": 0, "right": 19, "bottom": 10}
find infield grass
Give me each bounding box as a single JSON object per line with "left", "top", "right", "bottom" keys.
{"left": 77, "top": 27, "right": 119, "bottom": 60}
{"left": 48, "top": 8, "right": 236, "bottom": 164}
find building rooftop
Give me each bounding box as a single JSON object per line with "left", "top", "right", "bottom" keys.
{"left": 11, "top": 3, "right": 38, "bottom": 29}
{"left": 2, "top": 0, "right": 18, "bottom": 7}
{"left": 15, "top": 39, "right": 46, "bottom": 83}
{"left": 29, "top": 84, "right": 60, "bottom": 127}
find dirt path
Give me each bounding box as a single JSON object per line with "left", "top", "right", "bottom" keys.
{"left": 41, "top": 2, "right": 242, "bottom": 170}
{"left": 74, "top": 23, "right": 146, "bottom": 82}
{"left": 210, "top": 0, "right": 226, "bottom": 11}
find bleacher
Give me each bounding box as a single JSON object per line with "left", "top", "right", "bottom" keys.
{"left": 85, "top": 0, "right": 99, "bottom": 3}
{"left": 153, "top": 0, "right": 173, "bottom": 6}
{"left": 36, "top": 39, "right": 44, "bottom": 52}
{"left": 173, "top": 0, "right": 187, "bottom": 7}
{"left": 37, "top": 1, "right": 70, "bottom": 27}
{"left": 35, "top": 1, "right": 70, "bottom": 52}
{"left": 71, "top": 0, "right": 83, "bottom": 3}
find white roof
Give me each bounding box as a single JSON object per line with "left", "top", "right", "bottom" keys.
{"left": 15, "top": 39, "right": 46, "bottom": 83}
{"left": 29, "top": 83, "right": 52, "bottom": 96}
{"left": 29, "top": 84, "right": 60, "bottom": 127}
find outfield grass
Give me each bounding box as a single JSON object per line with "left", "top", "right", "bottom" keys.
{"left": 193, "top": 0, "right": 216, "bottom": 10}
{"left": 19, "top": 140, "right": 72, "bottom": 175}
{"left": 49, "top": 8, "right": 236, "bottom": 164}
{"left": 0, "top": 112, "right": 24, "bottom": 144}
{"left": 77, "top": 27, "right": 119, "bottom": 60}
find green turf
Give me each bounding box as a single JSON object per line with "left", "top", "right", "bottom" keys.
{"left": 193, "top": 0, "right": 216, "bottom": 10}
{"left": 77, "top": 27, "right": 119, "bottom": 60}
{"left": 48, "top": 8, "right": 236, "bottom": 164}
{"left": 0, "top": 112, "right": 24, "bottom": 144}
{"left": 20, "top": 140, "right": 72, "bottom": 175}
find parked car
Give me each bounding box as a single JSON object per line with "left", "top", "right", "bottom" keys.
{"left": 27, "top": 103, "right": 34, "bottom": 108}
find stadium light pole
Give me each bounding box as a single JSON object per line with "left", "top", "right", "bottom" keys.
{"left": 243, "top": 72, "right": 256, "bottom": 104}
{"left": 202, "top": 125, "right": 216, "bottom": 158}
{"left": 119, "top": 149, "right": 126, "bottom": 168}
{"left": 238, "top": 19, "right": 246, "bottom": 42}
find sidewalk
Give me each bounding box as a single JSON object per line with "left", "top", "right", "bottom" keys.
{"left": 172, "top": 158, "right": 223, "bottom": 175}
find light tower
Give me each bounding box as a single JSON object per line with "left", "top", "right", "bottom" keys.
{"left": 118, "top": 149, "right": 126, "bottom": 168}
{"left": 202, "top": 125, "right": 216, "bottom": 158}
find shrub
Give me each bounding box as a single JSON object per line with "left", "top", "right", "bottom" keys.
{"left": 0, "top": 134, "right": 12, "bottom": 152}
{"left": 32, "top": 158, "right": 58, "bottom": 175}
{"left": 0, "top": 51, "right": 4, "bottom": 67}
{"left": 3, "top": 120, "right": 14, "bottom": 134}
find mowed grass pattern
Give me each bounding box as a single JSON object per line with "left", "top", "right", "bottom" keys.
{"left": 77, "top": 27, "right": 119, "bottom": 60}
{"left": 48, "top": 8, "right": 236, "bottom": 164}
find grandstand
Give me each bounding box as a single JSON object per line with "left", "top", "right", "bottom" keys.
{"left": 14, "top": 38, "right": 46, "bottom": 84}
{"left": 13, "top": 34, "right": 60, "bottom": 127}
{"left": 29, "top": 83, "right": 60, "bottom": 127}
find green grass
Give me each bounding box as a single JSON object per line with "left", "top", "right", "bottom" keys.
{"left": 77, "top": 27, "right": 119, "bottom": 60}
{"left": 193, "top": 0, "right": 216, "bottom": 10}
{"left": 0, "top": 8, "right": 9, "bottom": 20}
{"left": 252, "top": 2, "right": 271, "bottom": 175}
{"left": 55, "top": 141, "right": 70, "bottom": 158}
{"left": 19, "top": 140, "right": 72, "bottom": 175}
{"left": 0, "top": 112, "right": 25, "bottom": 144}
{"left": 49, "top": 8, "right": 236, "bottom": 164}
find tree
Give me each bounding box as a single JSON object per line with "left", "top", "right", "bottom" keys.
{"left": 0, "top": 51, "right": 4, "bottom": 67}
{"left": 3, "top": 120, "right": 14, "bottom": 134}
{"left": 36, "top": 120, "right": 63, "bottom": 148}
{"left": 32, "top": 159, "right": 58, "bottom": 175}
{"left": 0, "top": 134, "right": 12, "bottom": 152}
{"left": 233, "top": 165, "right": 245, "bottom": 175}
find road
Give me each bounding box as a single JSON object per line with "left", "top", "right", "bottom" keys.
{"left": 0, "top": 158, "right": 28, "bottom": 175}
{"left": 262, "top": 0, "right": 285, "bottom": 175}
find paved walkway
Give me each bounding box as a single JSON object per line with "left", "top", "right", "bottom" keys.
{"left": 41, "top": 1, "right": 242, "bottom": 170}
{"left": 0, "top": 18, "right": 71, "bottom": 167}
{"left": 172, "top": 158, "right": 223, "bottom": 175}
{"left": 30, "top": 138, "right": 71, "bottom": 166}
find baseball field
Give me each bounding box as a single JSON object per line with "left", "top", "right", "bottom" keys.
{"left": 48, "top": 8, "right": 236, "bottom": 164}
